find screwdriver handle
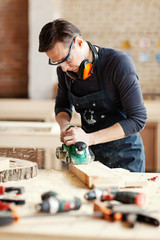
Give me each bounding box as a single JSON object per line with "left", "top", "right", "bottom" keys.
{"left": 0, "top": 186, "right": 5, "bottom": 195}
{"left": 75, "top": 142, "right": 87, "bottom": 151}
{"left": 5, "top": 187, "right": 25, "bottom": 195}
{"left": 0, "top": 199, "right": 25, "bottom": 205}
{"left": 114, "top": 192, "right": 145, "bottom": 206}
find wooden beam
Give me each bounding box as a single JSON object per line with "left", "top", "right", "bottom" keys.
{"left": 69, "top": 161, "right": 147, "bottom": 188}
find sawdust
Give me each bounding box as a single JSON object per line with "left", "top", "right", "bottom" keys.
{"left": 1, "top": 169, "right": 88, "bottom": 205}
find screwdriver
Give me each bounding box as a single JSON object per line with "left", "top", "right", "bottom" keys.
{"left": 84, "top": 188, "right": 145, "bottom": 206}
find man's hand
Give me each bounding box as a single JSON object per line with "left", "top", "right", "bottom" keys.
{"left": 63, "top": 127, "right": 93, "bottom": 146}
{"left": 56, "top": 112, "right": 125, "bottom": 146}
{"left": 55, "top": 112, "right": 72, "bottom": 142}
{"left": 60, "top": 124, "right": 72, "bottom": 142}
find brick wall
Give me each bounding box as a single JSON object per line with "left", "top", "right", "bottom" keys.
{"left": 62, "top": 0, "right": 160, "bottom": 99}
{"left": 0, "top": 0, "right": 28, "bottom": 98}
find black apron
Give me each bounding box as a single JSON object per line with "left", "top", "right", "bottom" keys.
{"left": 67, "top": 61, "right": 145, "bottom": 172}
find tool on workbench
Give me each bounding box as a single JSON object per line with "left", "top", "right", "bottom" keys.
{"left": 41, "top": 191, "right": 57, "bottom": 201}
{"left": 93, "top": 200, "right": 160, "bottom": 228}
{"left": 0, "top": 199, "right": 25, "bottom": 205}
{"left": 0, "top": 201, "right": 19, "bottom": 226}
{"left": 36, "top": 191, "right": 81, "bottom": 214}
{"left": 56, "top": 141, "right": 94, "bottom": 165}
{"left": 0, "top": 186, "right": 25, "bottom": 205}
{"left": 84, "top": 188, "right": 145, "bottom": 206}
{"left": 0, "top": 186, "right": 25, "bottom": 197}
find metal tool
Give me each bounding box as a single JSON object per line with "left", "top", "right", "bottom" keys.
{"left": 0, "top": 199, "right": 25, "bottom": 205}
{"left": 93, "top": 200, "right": 160, "bottom": 228}
{"left": 0, "top": 201, "right": 19, "bottom": 226}
{"left": 0, "top": 186, "right": 25, "bottom": 198}
{"left": 84, "top": 188, "right": 146, "bottom": 206}
{"left": 36, "top": 191, "right": 81, "bottom": 214}
{"left": 56, "top": 141, "right": 94, "bottom": 165}
{"left": 0, "top": 186, "right": 25, "bottom": 205}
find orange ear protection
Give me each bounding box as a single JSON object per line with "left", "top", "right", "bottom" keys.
{"left": 66, "top": 41, "right": 98, "bottom": 80}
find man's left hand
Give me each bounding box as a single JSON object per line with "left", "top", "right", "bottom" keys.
{"left": 63, "top": 127, "right": 92, "bottom": 146}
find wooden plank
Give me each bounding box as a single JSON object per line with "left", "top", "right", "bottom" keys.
{"left": 0, "top": 157, "right": 38, "bottom": 182}
{"left": 69, "top": 161, "right": 147, "bottom": 188}
{"left": 0, "top": 99, "right": 55, "bottom": 122}
{"left": 69, "top": 161, "right": 129, "bottom": 188}
{"left": 0, "top": 121, "right": 60, "bottom": 148}
{"left": 0, "top": 121, "right": 59, "bottom": 131}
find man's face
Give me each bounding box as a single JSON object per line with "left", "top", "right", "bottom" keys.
{"left": 46, "top": 36, "right": 84, "bottom": 73}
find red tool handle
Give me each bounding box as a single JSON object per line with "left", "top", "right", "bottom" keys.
{"left": 114, "top": 192, "right": 145, "bottom": 206}
{"left": 0, "top": 186, "right": 5, "bottom": 195}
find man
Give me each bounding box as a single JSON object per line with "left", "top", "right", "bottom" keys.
{"left": 39, "top": 18, "right": 147, "bottom": 172}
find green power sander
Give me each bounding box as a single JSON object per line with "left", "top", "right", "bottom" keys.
{"left": 56, "top": 142, "right": 95, "bottom": 165}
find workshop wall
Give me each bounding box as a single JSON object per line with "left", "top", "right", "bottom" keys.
{"left": 62, "top": 0, "right": 160, "bottom": 99}
{"left": 0, "top": 0, "right": 159, "bottom": 99}
{"left": 28, "top": 0, "right": 58, "bottom": 99}
{"left": 0, "top": 0, "right": 28, "bottom": 98}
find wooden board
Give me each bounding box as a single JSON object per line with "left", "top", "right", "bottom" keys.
{"left": 69, "top": 161, "right": 147, "bottom": 188}
{"left": 0, "top": 157, "right": 38, "bottom": 182}
{"left": 0, "top": 99, "right": 55, "bottom": 122}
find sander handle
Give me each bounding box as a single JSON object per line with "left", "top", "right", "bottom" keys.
{"left": 75, "top": 142, "right": 87, "bottom": 151}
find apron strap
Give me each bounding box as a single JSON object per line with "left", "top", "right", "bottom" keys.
{"left": 65, "top": 74, "right": 73, "bottom": 105}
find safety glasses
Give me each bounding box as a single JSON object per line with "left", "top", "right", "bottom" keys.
{"left": 48, "top": 35, "right": 78, "bottom": 66}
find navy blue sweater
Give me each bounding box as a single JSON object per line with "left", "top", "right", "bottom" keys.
{"left": 55, "top": 47, "right": 147, "bottom": 136}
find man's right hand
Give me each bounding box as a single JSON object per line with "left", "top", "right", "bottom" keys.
{"left": 55, "top": 112, "right": 72, "bottom": 142}
{"left": 60, "top": 124, "right": 73, "bottom": 142}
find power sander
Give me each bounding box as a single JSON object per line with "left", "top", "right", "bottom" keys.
{"left": 56, "top": 141, "right": 95, "bottom": 165}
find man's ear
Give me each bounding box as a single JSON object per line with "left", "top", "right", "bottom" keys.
{"left": 75, "top": 35, "right": 83, "bottom": 47}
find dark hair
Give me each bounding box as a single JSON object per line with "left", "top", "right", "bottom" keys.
{"left": 38, "top": 18, "right": 81, "bottom": 52}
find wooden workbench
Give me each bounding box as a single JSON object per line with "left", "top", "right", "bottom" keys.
{"left": 0, "top": 169, "right": 160, "bottom": 240}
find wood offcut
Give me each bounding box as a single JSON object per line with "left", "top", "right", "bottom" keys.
{"left": 0, "top": 157, "right": 38, "bottom": 182}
